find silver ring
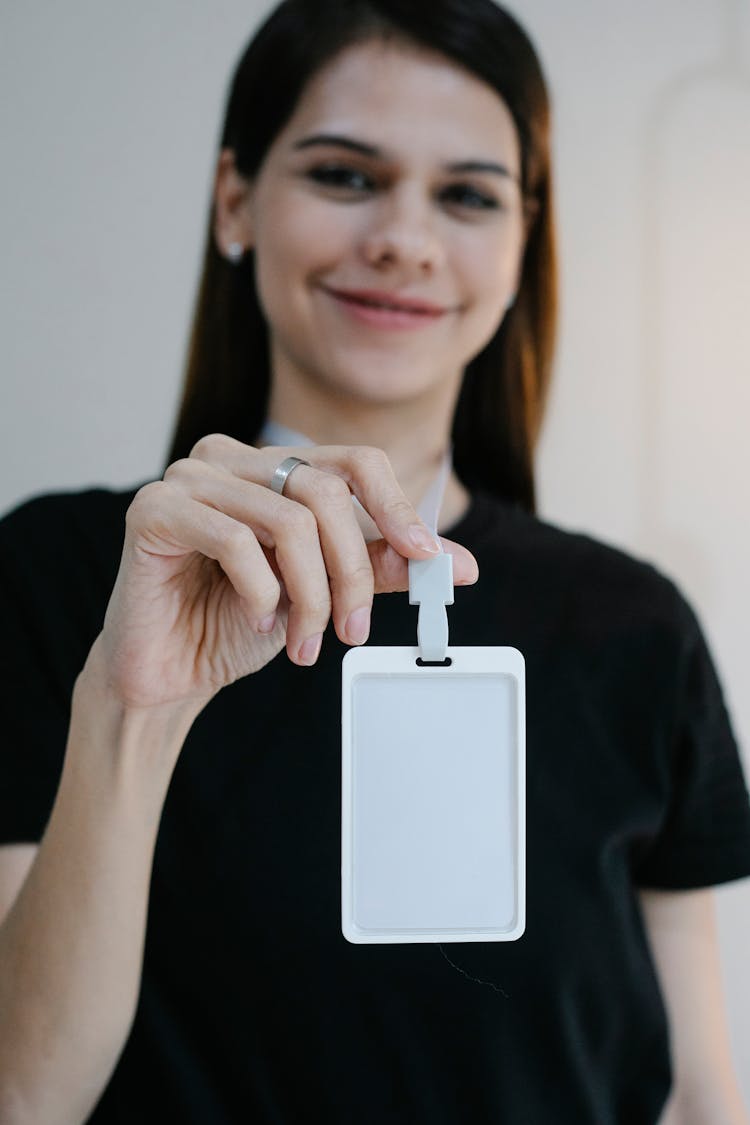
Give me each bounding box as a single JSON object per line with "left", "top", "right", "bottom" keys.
{"left": 270, "top": 456, "right": 311, "bottom": 495}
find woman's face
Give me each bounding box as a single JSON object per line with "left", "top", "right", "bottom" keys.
{"left": 218, "top": 37, "right": 527, "bottom": 408}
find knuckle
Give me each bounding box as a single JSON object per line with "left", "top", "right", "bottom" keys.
{"left": 251, "top": 579, "right": 281, "bottom": 613}
{"left": 163, "top": 457, "right": 197, "bottom": 483}
{"left": 126, "top": 479, "right": 166, "bottom": 524}
{"left": 220, "top": 521, "right": 255, "bottom": 555}
{"left": 129, "top": 479, "right": 160, "bottom": 506}
{"left": 346, "top": 560, "right": 375, "bottom": 590}
{"left": 305, "top": 591, "right": 332, "bottom": 620}
{"left": 189, "top": 432, "right": 230, "bottom": 460}
{"left": 313, "top": 473, "right": 351, "bottom": 505}
{"left": 279, "top": 502, "right": 318, "bottom": 538}
{"left": 353, "top": 445, "right": 390, "bottom": 472}
{"left": 260, "top": 578, "right": 282, "bottom": 606}
{"left": 382, "top": 496, "right": 415, "bottom": 522}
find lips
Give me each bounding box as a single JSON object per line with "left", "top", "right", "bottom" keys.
{"left": 323, "top": 286, "right": 448, "bottom": 316}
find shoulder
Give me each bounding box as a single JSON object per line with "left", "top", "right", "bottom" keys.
{"left": 0, "top": 481, "right": 151, "bottom": 700}
{"left": 0, "top": 480, "right": 148, "bottom": 604}
{"left": 0, "top": 480, "right": 144, "bottom": 540}
{"left": 471, "top": 492, "right": 691, "bottom": 644}
{"left": 0, "top": 480, "right": 146, "bottom": 554}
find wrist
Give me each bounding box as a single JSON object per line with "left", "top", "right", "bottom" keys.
{"left": 69, "top": 635, "right": 208, "bottom": 791}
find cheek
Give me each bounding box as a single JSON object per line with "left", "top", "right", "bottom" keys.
{"left": 252, "top": 199, "right": 351, "bottom": 336}
{"left": 460, "top": 227, "right": 521, "bottom": 298}
{"left": 258, "top": 193, "right": 354, "bottom": 281}
{"left": 451, "top": 232, "right": 522, "bottom": 349}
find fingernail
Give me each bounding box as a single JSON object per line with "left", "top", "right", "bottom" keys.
{"left": 298, "top": 633, "right": 323, "bottom": 665}
{"left": 257, "top": 613, "right": 277, "bottom": 634}
{"left": 345, "top": 606, "right": 371, "bottom": 646}
{"left": 408, "top": 524, "right": 441, "bottom": 553}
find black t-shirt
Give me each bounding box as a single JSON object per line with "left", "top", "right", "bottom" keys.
{"left": 2, "top": 481, "right": 750, "bottom": 1125}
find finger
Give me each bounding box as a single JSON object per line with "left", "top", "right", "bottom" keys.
{"left": 282, "top": 470, "right": 375, "bottom": 647}
{"left": 190, "top": 436, "right": 446, "bottom": 561}
{"left": 127, "top": 482, "right": 281, "bottom": 629}
{"left": 298, "top": 445, "right": 448, "bottom": 560}
{"left": 163, "top": 459, "right": 333, "bottom": 665}
{"left": 266, "top": 500, "right": 332, "bottom": 665}
{"left": 367, "top": 536, "right": 480, "bottom": 594}
{"left": 188, "top": 436, "right": 479, "bottom": 641}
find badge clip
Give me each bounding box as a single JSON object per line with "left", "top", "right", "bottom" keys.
{"left": 408, "top": 553, "right": 454, "bottom": 663}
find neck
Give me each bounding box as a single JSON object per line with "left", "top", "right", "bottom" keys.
{"left": 261, "top": 363, "right": 472, "bottom": 536}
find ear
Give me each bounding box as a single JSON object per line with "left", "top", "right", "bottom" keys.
{"left": 213, "top": 148, "right": 255, "bottom": 260}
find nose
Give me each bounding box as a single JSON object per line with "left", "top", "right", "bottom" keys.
{"left": 359, "top": 183, "right": 446, "bottom": 275}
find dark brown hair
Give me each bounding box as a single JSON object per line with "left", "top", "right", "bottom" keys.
{"left": 164, "top": 0, "right": 557, "bottom": 513}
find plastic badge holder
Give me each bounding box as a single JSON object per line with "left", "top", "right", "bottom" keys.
{"left": 341, "top": 553, "right": 525, "bottom": 944}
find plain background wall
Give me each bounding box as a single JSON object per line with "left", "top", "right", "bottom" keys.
{"left": 2, "top": 0, "right": 748, "bottom": 1107}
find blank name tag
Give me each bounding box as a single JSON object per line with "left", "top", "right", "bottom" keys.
{"left": 341, "top": 646, "right": 525, "bottom": 944}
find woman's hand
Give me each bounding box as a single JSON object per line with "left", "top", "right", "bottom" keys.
{"left": 93, "top": 435, "right": 480, "bottom": 711}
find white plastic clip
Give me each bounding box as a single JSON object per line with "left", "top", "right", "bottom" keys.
{"left": 408, "top": 553, "right": 454, "bottom": 662}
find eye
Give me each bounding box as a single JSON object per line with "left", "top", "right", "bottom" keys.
{"left": 440, "top": 184, "right": 501, "bottom": 211}
{"left": 306, "top": 165, "right": 373, "bottom": 192}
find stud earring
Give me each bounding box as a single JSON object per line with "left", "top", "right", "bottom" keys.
{"left": 226, "top": 241, "right": 244, "bottom": 264}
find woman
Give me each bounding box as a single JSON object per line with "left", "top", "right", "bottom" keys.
{"left": 1, "top": 1, "right": 749, "bottom": 1122}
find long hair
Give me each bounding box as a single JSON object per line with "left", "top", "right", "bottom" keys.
{"left": 163, "top": 0, "right": 557, "bottom": 513}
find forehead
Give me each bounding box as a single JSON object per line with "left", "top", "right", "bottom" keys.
{"left": 272, "top": 37, "right": 520, "bottom": 171}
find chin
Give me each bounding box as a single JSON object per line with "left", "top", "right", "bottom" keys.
{"left": 330, "top": 341, "right": 451, "bottom": 379}
{"left": 326, "top": 360, "right": 446, "bottom": 404}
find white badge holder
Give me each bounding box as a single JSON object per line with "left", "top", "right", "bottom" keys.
{"left": 341, "top": 551, "right": 526, "bottom": 944}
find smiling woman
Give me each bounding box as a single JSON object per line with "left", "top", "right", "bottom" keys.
{"left": 170, "top": 1, "right": 555, "bottom": 517}
{"left": 0, "top": 1, "right": 749, "bottom": 1124}
{"left": 206, "top": 35, "right": 530, "bottom": 467}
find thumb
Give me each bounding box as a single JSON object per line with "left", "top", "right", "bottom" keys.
{"left": 367, "top": 537, "right": 479, "bottom": 595}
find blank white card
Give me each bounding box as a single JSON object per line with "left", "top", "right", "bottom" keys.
{"left": 341, "top": 646, "right": 525, "bottom": 944}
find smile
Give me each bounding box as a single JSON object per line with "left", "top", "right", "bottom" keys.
{"left": 322, "top": 289, "right": 449, "bottom": 331}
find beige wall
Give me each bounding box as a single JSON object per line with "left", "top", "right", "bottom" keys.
{"left": 525, "top": 0, "right": 750, "bottom": 1102}
{"left": 1, "top": 0, "right": 748, "bottom": 1106}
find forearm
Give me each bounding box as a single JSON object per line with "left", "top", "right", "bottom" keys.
{"left": 0, "top": 638, "right": 203, "bottom": 1125}
{"left": 660, "top": 1082, "right": 750, "bottom": 1124}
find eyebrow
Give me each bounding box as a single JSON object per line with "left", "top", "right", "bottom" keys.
{"left": 291, "top": 132, "right": 520, "bottom": 182}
